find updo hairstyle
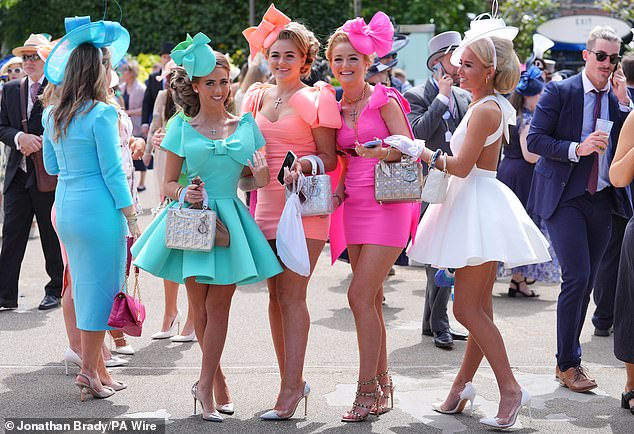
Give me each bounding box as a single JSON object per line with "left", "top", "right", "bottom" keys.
{"left": 469, "top": 36, "right": 520, "bottom": 94}
{"left": 270, "top": 22, "right": 320, "bottom": 78}
{"left": 170, "top": 51, "right": 234, "bottom": 117}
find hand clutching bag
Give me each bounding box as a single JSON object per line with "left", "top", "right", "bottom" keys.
{"left": 165, "top": 187, "right": 219, "bottom": 251}
{"left": 374, "top": 155, "right": 424, "bottom": 203}
{"left": 285, "top": 155, "right": 333, "bottom": 216}
{"left": 421, "top": 150, "right": 449, "bottom": 204}
{"left": 276, "top": 179, "right": 310, "bottom": 276}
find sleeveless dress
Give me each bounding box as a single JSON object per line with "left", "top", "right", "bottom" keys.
{"left": 333, "top": 83, "right": 419, "bottom": 249}
{"left": 43, "top": 103, "right": 133, "bottom": 331}
{"left": 131, "top": 113, "right": 282, "bottom": 285}
{"left": 407, "top": 94, "right": 551, "bottom": 269}
{"left": 241, "top": 82, "right": 341, "bottom": 241}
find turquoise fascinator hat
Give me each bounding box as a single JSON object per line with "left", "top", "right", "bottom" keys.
{"left": 44, "top": 16, "right": 130, "bottom": 85}
{"left": 171, "top": 33, "right": 216, "bottom": 79}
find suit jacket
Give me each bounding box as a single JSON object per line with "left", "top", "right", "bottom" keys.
{"left": 0, "top": 78, "right": 47, "bottom": 193}
{"left": 141, "top": 71, "right": 163, "bottom": 126}
{"left": 527, "top": 73, "right": 632, "bottom": 220}
{"left": 404, "top": 79, "right": 471, "bottom": 156}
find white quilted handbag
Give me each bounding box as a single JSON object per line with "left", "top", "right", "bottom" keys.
{"left": 285, "top": 155, "right": 333, "bottom": 216}
{"left": 421, "top": 151, "right": 449, "bottom": 204}
{"left": 165, "top": 188, "right": 216, "bottom": 252}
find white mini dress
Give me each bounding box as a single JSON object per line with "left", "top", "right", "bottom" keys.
{"left": 407, "top": 94, "right": 551, "bottom": 269}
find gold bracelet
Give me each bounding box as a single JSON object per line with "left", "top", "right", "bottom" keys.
{"left": 175, "top": 185, "right": 184, "bottom": 200}
{"left": 382, "top": 147, "right": 391, "bottom": 161}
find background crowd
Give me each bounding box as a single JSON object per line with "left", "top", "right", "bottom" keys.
{"left": 1, "top": 0, "right": 634, "bottom": 429}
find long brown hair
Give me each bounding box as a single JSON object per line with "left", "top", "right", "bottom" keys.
{"left": 51, "top": 44, "right": 110, "bottom": 141}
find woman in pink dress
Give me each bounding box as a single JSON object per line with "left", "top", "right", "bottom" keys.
{"left": 241, "top": 5, "right": 340, "bottom": 420}
{"left": 326, "top": 12, "right": 418, "bottom": 422}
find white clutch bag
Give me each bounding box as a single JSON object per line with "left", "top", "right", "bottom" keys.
{"left": 421, "top": 151, "right": 449, "bottom": 204}
{"left": 165, "top": 188, "right": 216, "bottom": 252}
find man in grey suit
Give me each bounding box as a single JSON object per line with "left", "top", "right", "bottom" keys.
{"left": 404, "top": 31, "right": 471, "bottom": 349}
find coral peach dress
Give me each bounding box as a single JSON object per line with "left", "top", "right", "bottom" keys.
{"left": 242, "top": 82, "right": 341, "bottom": 241}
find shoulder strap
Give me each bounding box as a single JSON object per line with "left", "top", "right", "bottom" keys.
{"left": 19, "top": 77, "right": 28, "bottom": 133}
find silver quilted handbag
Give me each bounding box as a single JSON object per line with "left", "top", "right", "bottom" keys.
{"left": 374, "top": 155, "right": 423, "bottom": 203}
{"left": 165, "top": 188, "right": 217, "bottom": 252}
{"left": 421, "top": 151, "right": 449, "bottom": 204}
{"left": 285, "top": 155, "right": 333, "bottom": 216}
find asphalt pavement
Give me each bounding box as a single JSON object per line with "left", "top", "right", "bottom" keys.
{"left": 1, "top": 172, "right": 632, "bottom": 433}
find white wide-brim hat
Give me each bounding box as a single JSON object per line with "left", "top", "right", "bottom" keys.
{"left": 450, "top": 15, "right": 518, "bottom": 66}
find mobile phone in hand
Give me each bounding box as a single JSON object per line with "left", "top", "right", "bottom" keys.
{"left": 363, "top": 139, "right": 382, "bottom": 148}
{"left": 432, "top": 63, "right": 444, "bottom": 81}
{"left": 277, "top": 150, "right": 297, "bottom": 185}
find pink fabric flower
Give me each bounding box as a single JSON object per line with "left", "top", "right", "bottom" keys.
{"left": 342, "top": 11, "right": 394, "bottom": 57}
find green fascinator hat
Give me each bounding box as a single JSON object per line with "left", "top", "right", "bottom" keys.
{"left": 171, "top": 32, "right": 216, "bottom": 79}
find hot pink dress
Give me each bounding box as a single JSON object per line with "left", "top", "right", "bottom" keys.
{"left": 242, "top": 82, "right": 341, "bottom": 241}
{"left": 333, "top": 83, "right": 419, "bottom": 250}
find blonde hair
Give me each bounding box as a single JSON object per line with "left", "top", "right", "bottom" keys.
{"left": 469, "top": 37, "right": 520, "bottom": 94}
{"left": 587, "top": 26, "right": 621, "bottom": 51}
{"left": 170, "top": 51, "right": 234, "bottom": 117}
{"left": 325, "top": 29, "right": 373, "bottom": 64}
{"left": 268, "top": 22, "right": 320, "bottom": 78}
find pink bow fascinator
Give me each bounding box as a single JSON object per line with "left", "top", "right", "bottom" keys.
{"left": 342, "top": 11, "right": 394, "bottom": 58}
{"left": 242, "top": 3, "right": 291, "bottom": 61}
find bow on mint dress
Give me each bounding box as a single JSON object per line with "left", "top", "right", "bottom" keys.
{"left": 131, "top": 113, "right": 282, "bottom": 285}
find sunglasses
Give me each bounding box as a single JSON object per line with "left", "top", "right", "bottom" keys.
{"left": 22, "top": 54, "right": 41, "bottom": 62}
{"left": 7, "top": 68, "right": 22, "bottom": 74}
{"left": 589, "top": 50, "right": 621, "bottom": 65}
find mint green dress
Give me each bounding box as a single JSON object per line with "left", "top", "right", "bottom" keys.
{"left": 131, "top": 113, "right": 282, "bottom": 285}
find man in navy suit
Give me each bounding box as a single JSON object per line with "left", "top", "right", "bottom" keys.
{"left": 528, "top": 27, "right": 633, "bottom": 393}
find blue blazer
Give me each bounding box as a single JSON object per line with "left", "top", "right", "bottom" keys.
{"left": 527, "top": 73, "right": 632, "bottom": 220}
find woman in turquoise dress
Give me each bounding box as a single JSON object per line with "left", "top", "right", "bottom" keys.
{"left": 42, "top": 18, "right": 138, "bottom": 400}
{"left": 131, "top": 34, "right": 282, "bottom": 422}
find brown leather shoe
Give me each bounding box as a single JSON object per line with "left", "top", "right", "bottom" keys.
{"left": 557, "top": 365, "right": 597, "bottom": 393}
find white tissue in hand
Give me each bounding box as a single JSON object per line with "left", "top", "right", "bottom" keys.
{"left": 384, "top": 135, "right": 426, "bottom": 159}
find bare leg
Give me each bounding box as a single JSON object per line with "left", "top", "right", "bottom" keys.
{"left": 181, "top": 289, "right": 196, "bottom": 336}
{"left": 159, "top": 279, "right": 180, "bottom": 332}
{"left": 270, "top": 239, "right": 325, "bottom": 413}
{"left": 442, "top": 262, "right": 521, "bottom": 422}
{"left": 186, "top": 278, "right": 236, "bottom": 412}
{"left": 78, "top": 330, "right": 108, "bottom": 392}
{"left": 62, "top": 292, "right": 81, "bottom": 353}
{"left": 345, "top": 244, "right": 402, "bottom": 416}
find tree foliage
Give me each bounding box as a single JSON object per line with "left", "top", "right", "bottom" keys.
{"left": 499, "top": 0, "right": 559, "bottom": 61}
{"left": 0, "top": 0, "right": 494, "bottom": 58}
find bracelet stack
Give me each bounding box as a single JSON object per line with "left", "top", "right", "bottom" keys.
{"left": 382, "top": 147, "right": 392, "bottom": 161}
{"left": 175, "top": 185, "right": 184, "bottom": 200}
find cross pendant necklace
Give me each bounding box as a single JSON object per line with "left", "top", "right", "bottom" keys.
{"left": 350, "top": 109, "right": 358, "bottom": 123}
{"left": 273, "top": 97, "right": 283, "bottom": 109}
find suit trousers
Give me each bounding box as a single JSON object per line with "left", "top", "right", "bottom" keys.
{"left": 422, "top": 266, "right": 451, "bottom": 334}
{"left": 592, "top": 213, "right": 628, "bottom": 331}
{"left": 0, "top": 170, "right": 62, "bottom": 304}
{"left": 545, "top": 189, "right": 613, "bottom": 371}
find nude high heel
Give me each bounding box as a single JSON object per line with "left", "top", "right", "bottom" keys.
{"left": 370, "top": 370, "right": 395, "bottom": 415}
{"left": 191, "top": 381, "right": 223, "bottom": 422}
{"left": 480, "top": 388, "right": 531, "bottom": 429}
{"left": 74, "top": 373, "right": 115, "bottom": 401}
{"left": 432, "top": 382, "right": 477, "bottom": 415}
{"left": 63, "top": 348, "right": 82, "bottom": 376}
{"left": 341, "top": 377, "right": 380, "bottom": 422}
{"left": 260, "top": 382, "right": 310, "bottom": 420}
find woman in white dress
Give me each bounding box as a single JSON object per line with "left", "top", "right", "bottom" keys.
{"left": 388, "top": 20, "right": 550, "bottom": 429}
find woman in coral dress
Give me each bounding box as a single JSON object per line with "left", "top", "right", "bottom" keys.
{"left": 241, "top": 5, "right": 339, "bottom": 420}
